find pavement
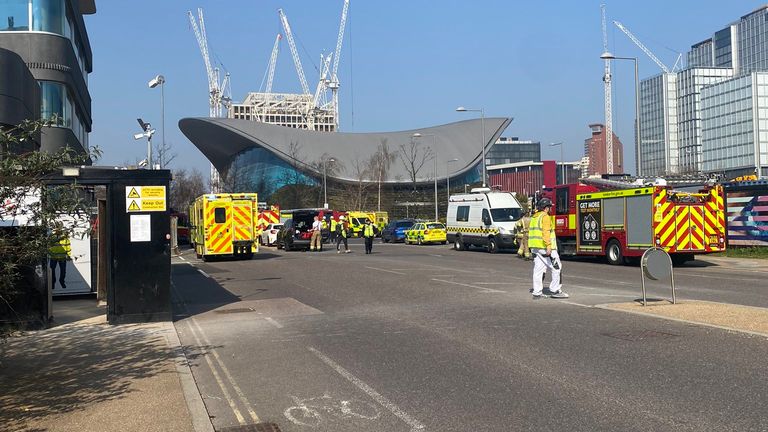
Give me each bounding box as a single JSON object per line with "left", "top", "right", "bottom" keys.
{"left": 2, "top": 243, "right": 767, "bottom": 431}
{"left": 0, "top": 298, "right": 211, "bottom": 432}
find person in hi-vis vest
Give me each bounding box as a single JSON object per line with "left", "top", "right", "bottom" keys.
{"left": 528, "top": 198, "right": 569, "bottom": 299}
{"left": 49, "top": 231, "right": 72, "bottom": 290}
{"left": 362, "top": 219, "right": 377, "bottom": 254}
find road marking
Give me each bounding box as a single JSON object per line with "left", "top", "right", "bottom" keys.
{"left": 428, "top": 254, "right": 443, "bottom": 257}
{"left": 179, "top": 256, "right": 187, "bottom": 262}
{"left": 185, "top": 319, "right": 247, "bottom": 425}
{"left": 559, "top": 300, "right": 592, "bottom": 307}
{"left": 197, "top": 269, "right": 211, "bottom": 278}
{"left": 308, "top": 347, "right": 425, "bottom": 432}
{"left": 189, "top": 318, "right": 261, "bottom": 424}
{"left": 431, "top": 278, "right": 506, "bottom": 294}
{"left": 365, "top": 266, "right": 407, "bottom": 275}
{"left": 265, "top": 317, "right": 284, "bottom": 328}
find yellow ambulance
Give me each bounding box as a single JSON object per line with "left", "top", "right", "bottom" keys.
{"left": 189, "top": 193, "right": 259, "bottom": 260}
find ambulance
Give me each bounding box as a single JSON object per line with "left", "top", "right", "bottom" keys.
{"left": 189, "top": 193, "right": 259, "bottom": 260}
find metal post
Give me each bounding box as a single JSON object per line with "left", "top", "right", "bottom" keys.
{"left": 147, "top": 134, "right": 152, "bottom": 169}
{"left": 633, "top": 58, "right": 641, "bottom": 176}
{"left": 433, "top": 148, "right": 438, "bottom": 221}
{"left": 323, "top": 158, "right": 328, "bottom": 209}
{"left": 480, "top": 108, "right": 486, "bottom": 187}
{"left": 160, "top": 81, "right": 165, "bottom": 168}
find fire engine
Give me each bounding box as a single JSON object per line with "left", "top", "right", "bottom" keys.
{"left": 189, "top": 193, "right": 259, "bottom": 260}
{"left": 541, "top": 179, "right": 726, "bottom": 265}
{"left": 256, "top": 204, "right": 280, "bottom": 240}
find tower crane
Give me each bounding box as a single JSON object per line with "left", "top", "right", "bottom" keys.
{"left": 601, "top": 4, "right": 614, "bottom": 175}
{"left": 265, "top": 33, "right": 282, "bottom": 95}
{"left": 278, "top": 8, "right": 311, "bottom": 95}
{"left": 187, "top": 8, "right": 231, "bottom": 118}
{"left": 329, "top": 0, "right": 350, "bottom": 129}
{"left": 613, "top": 21, "right": 670, "bottom": 73}
{"left": 313, "top": 53, "right": 333, "bottom": 109}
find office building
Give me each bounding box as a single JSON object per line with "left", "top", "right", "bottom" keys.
{"left": 488, "top": 160, "right": 582, "bottom": 194}
{"left": 701, "top": 72, "right": 768, "bottom": 178}
{"left": 0, "top": 0, "right": 95, "bottom": 154}
{"left": 583, "top": 123, "right": 623, "bottom": 176}
{"left": 485, "top": 137, "right": 540, "bottom": 166}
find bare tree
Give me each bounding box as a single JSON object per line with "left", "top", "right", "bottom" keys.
{"left": 368, "top": 139, "right": 396, "bottom": 211}
{"left": 155, "top": 140, "right": 177, "bottom": 169}
{"left": 398, "top": 138, "right": 433, "bottom": 190}
{"left": 169, "top": 168, "right": 207, "bottom": 212}
{"left": 344, "top": 155, "right": 371, "bottom": 210}
{"left": 310, "top": 152, "right": 343, "bottom": 208}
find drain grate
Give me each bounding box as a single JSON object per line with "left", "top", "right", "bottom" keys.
{"left": 214, "top": 308, "right": 255, "bottom": 314}
{"left": 602, "top": 329, "right": 680, "bottom": 341}
{"left": 218, "top": 423, "right": 282, "bottom": 432}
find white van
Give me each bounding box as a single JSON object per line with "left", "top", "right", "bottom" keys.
{"left": 446, "top": 188, "right": 523, "bottom": 253}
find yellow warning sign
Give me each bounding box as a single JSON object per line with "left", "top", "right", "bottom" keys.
{"left": 125, "top": 185, "right": 167, "bottom": 212}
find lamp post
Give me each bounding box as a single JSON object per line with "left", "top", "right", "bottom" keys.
{"left": 413, "top": 133, "right": 439, "bottom": 221}
{"left": 455, "top": 106, "right": 486, "bottom": 187}
{"left": 446, "top": 158, "right": 458, "bottom": 200}
{"left": 148, "top": 75, "right": 165, "bottom": 168}
{"left": 323, "top": 157, "right": 335, "bottom": 209}
{"left": 550, "top": 142, "right": 564, "bottom": 184}
{"left": 600, "top": 52, "right": 640, "bottom": 176}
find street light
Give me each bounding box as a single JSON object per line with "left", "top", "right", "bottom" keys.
{"left": 600, "top": 52, "right": 640, "bottom": 176}
{"left": 550, "top": 142, "right": 564, "bottom": 184}
{"left": 323, "top": 157, "right": 335, "bottom": 209}
{"left": 455, "top": 106, "right": 486, "bottom": 187}
{"left": 148, "top": 75, "right": 165, "bottom": 168}
{"left": 134, "top": 118, "right": 155, "bottom": 169}
{"left": 446, "top": 158, "right": 458, "bottom": 200}
{"left": 413, "top": 133, "right": 439, "bottom": 221}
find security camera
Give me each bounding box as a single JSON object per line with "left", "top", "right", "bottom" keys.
{"left": 133, "top": 133, "right": 145, "bottom": 140}
{"left": 138, "top": 159, "right": 148, "bottom": 167}
{"left": 148, "top": 75, "right": 165, "bottom": 88}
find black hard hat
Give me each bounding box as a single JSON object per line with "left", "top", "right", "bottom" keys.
{"left": 537, "top": 198, "right": 553, "bottom": 210}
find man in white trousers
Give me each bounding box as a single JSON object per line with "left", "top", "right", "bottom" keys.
{"left": 528, "top": 198, "right": 569, "bottom": 299}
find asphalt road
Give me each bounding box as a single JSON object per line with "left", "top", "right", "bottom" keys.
{"left": 171, "top": 239, "right": 768, "bottom": 432}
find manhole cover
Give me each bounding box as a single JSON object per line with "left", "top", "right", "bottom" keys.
{"left": 602, "top": 330, "right": 679, "bottom": 341}
{"left": 215, "top": 308, "right": 255, "bottom": 314}
{"left": 218, "top": 423, "right": 282, "bottom": 432}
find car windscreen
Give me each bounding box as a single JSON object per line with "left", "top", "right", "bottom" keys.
{"left": 396, "top": 221, "right": 414, "bottom": 228}
{"left": 490, "top": 208, "right": 523, "bottom": 222}
{"left": 426, "top": 223, "right": 445, "bottom": 229}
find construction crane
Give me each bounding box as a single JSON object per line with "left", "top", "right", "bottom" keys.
{"left": 329, "top": 0, "right": 350, "bottom": 129}
{"left": 601, "top": 4, "right": 614, "bottom": 175}
{"left": 187, "top": 8, "right": 231, "bottom": 118}
{"left": 278, "top": 8, "right": 311, "bottom": 95}
{"left": 265, "top": 34, "right": 282, "bottom": 94}
{"left": 313, "top": 53, "right": 333, "bottom": 109}
{"left": 613, "top": 20, "right": 670, "bottom": 73}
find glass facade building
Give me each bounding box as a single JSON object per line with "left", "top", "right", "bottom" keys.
{"left": 738, "top": 8, "right": 768, "bottom": 74}
{"left": 0, "top": 0, "right": 94, "bottom": 154}
{"left": 639, "top": 73, "right": 678, "bottom": 176}
{"left": 485, "top": 137, "right": 540, "bottom": 166}
{"left": 688, "top": 39, "right": 714, "bottom": 69}
{"left": 701, "top": 72, "right": 768, "bottom": 177}
{"left": 676, "top": 67, "right": 734, "bottom": 173}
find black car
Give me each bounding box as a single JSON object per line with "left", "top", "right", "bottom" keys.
{"left": 381, "top": 219, "right": 417, "bottom": 243}
{"left": 278, "top": 210, "right": 327, "bottom": 251}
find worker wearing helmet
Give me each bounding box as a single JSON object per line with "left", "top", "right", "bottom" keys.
{"left": 336, "top": 215, "right": 350, "bottom": 253}
{"left": 528, "top": 198, "right": 569, "bottom": 299}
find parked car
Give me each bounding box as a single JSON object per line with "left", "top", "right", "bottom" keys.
{"left": 278, "top": 210, "right": 328, "bottom": 251}
{"left": 405, "top": 222, "right": 448, "bottom": 245}
{"left": 381, "top": 219, "right": 417, "bottom": 243}
{"left": 259, "top": 223, "right": 283, "bottom": 246}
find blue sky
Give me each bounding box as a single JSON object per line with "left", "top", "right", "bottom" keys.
{"left": 86, "top": 1, "right": 755, "bottom": 175}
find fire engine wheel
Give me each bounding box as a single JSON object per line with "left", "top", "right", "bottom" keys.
{"left": 487, "top": 237, "right": 498, "bottom": 254}
{"left": 606, "top": 240, "right": 624, "bottom": 266}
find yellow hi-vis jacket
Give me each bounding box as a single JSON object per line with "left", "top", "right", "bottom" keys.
{"left": 49, "top": 236, "right": 72, "bottom": 260}
{"left": 363, "top": 224, "right": 375, "bottom": 238}
{"left": 528, "top": 211, "right": 557, "bottom": 250}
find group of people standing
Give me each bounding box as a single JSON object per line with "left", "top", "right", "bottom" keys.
{"left": 309, "top": 215, "right": 378, "bottom": 254}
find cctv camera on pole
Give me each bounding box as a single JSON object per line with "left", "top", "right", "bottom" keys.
{"left": 134, "top": 118, "right": 156, "bottom": 169}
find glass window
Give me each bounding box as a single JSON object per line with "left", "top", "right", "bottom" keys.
{"left": 456, "top": 206, "right": 470, "bottom": 222}
{"left": 426, "top": 223, "right": 445, "bottom": 230}
{"left": 214, "top": 208, "right": 226, "bottom": 224}
{"left": 32, "top": 0, "right": 64, "bottom": 34}
{"left": 490, "top": 208, "right": 522, "bottom": 222}
{"left": 0, "top": 0, "right": 30, "bottom": 30}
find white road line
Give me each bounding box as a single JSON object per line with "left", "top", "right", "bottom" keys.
{"left": 308, "top": 347, "right": 425, "bottom": 432}
{"left": 197, "top": 269, "right": 211, "bottom": 278}
{"left": 179, "top": 256, "right": 187, "bottom": 262}
{"left": 559, "top": 300, "right": 592, "bottom": 308}
{"left": 265, "top": 317, "right": 284, "bottom": 328}
{"left": 190, "top": 318, "right": 261, "bottom": 424}
{"left": 185, "top": 319, "right": 247, "bottom": 425}
{"left": 365, "top": 266, "right": 407, "bottom": 275}
{"left": 431, "top": 278, "right": 506, "bottom": 294}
